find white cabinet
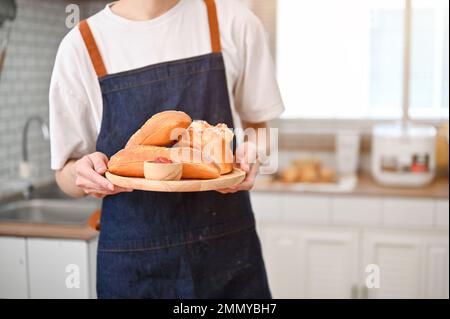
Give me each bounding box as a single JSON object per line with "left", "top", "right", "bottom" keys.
{"left": 282, "top": 195, "right": 330, "bottom": 224}
{"left": 382, "top": 198, "right": 434, "bottom": 229}
{"left": 362, "top": 231, "right": 449, "bottom": 299}
{"left": 261, "top": 225, "right": 359, "bottom": 299}
{"left": 435, "top": 200, "right": 449, "bottom": 229}
{"left": 26, "top": 238, "right": 97, "bottom": 299}
{"left": 297, "top": 228, "right": 359, "bottom": 299}
{"left": 0, "top": 237, "right": 28, "bottom": 298}
{"left": 260, "top": 225, "right": 302, "bottom": 298}
{"left": 252, "top": 193, "right": 331, "bottom": 224}
{"left": 251, "top": 193, "right": 283, "bottom": 223}
{"left": 331, "top": 196, "right": 382, "bottom": 226}
{"left": 0, "top": 236, "right": 97, "bottom": 299}
{"left": 362, "top": 231, "right": 423, "bottom": 298}
{"left": 423, "top": 235, "right": 449, "bottom": 299}
{"left": 251, "top": 191, "right": 449, "bottom": 299}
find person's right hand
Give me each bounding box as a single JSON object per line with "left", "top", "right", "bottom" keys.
{"left": 74, "top": 152, "right": 133, "bottom": 198}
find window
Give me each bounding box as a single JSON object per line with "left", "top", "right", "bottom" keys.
{"left": 277, "top": 0, "right": 449, "bottom": 120}
{"left": 410, "top": 0, "right": 449, "bottom": 119}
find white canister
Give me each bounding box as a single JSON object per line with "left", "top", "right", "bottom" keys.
{"left": 336, "top": 130, "right": 361, "bottom": 177}
{"left": 371, "top": 123, "right": 437, "bottom": 187}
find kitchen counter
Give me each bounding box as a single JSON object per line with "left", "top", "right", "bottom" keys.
{"left": 0, "top": 184, "right": 100, "bottom": 240}
{"left": 0, "top": 222, "right": 98, "bottom": 240}
{"left": 1, "top": 176, "right": 447, "bottom": 240}
{"left": 254, "top": 174, "right": 449, "bottom": 199}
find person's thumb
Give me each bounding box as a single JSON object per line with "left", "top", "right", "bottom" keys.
{"left": 236, "top": 142, "right": 257, "bottom": 172}
{"left": 89, "top": 152, "right": 109, "bottom": 174}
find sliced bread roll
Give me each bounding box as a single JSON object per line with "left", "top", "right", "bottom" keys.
{"left": 177, "top": 120, "right": 234, "bottom": 175}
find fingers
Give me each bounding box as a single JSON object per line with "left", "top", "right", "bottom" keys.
{"left": 238, "top": 158, "right": 250, "bottom": 173}
{"left": 90, "top": 193, "right": 106, "bottom": 199}
{"left": 83, "top": 184, "right": 133, "bottom": 197}
{"left": 89, "top": 152, "right": 109, "bottom": 174}
{"left": 236, "top": 162, "right": 259, "bottom": 189}
{"left": 236, "top": 142, "right": 257, "bottom": 173}
{"left": 85, "top": 155, "right": 114, "bottom": 191}
{"left": 74, "top": 152, "right": 133, "bottom": 197}
{"left": 82, "top": 185, "right": 133, "bottom": 195}
{"left": 113, "top": 186, "right": 134, "bottom": 193}
{"left": 216, "top": 187, "right": 238, "bottom": 194}
{"left": 216, "top": 162, "right": 260, "bottom": 194}
{"left": 75, "top": 155, "right": 113, "bottom": 192}
{"left": 246, "top": 161, "right": 260, "bottom": 182}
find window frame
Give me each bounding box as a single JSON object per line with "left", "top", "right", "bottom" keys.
{"left": 274, "top": 0, "right": 449, "bottom": 128}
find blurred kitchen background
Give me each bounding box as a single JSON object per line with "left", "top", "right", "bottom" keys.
{"left": 0, "top": 0, "right": 448, "bottom": 299}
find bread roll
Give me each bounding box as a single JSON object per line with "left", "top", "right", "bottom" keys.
{"left": 108, "top": 145, "right": 220, "bottom": 179}
{"left": 299, "top": 165, "right": 320, "bottom": 183}
{"left": 280, "top": 165, "right": 299, "bottom": 183}
{"left": 126, "top": 111, "right": 192, "bottom": 148}
{"left": 293, "top": 159, "right": 321, "bottom": 172}
{"left": 177, "top": 120, "right": 234, "bottom": 175}
{"left": 319, "top": 167, "right": 336, "bottom": 183}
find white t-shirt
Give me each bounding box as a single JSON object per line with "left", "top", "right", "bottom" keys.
{"left": 49, "top": 0, "right": 284, "bottom": 170}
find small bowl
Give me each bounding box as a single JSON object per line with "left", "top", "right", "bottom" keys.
{"left": 144, "top": 161, "right": 182, "bottom": 181}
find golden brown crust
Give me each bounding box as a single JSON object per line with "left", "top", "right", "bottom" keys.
{"left": 126, "top": 111, "right": 192, "bottom": 148}
{"left": 216, "top": 148, "right": 234, "bottom": 175}
{"left": 108, "top": 145, "right": 220, "bottom": 179}
{"left": 180, "top": 162, "right": 221, "bottom": 180}
{"left": 176, "top": 121, "right": 234, "bottom": 175}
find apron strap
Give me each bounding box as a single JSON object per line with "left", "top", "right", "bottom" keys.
{"left": 78, "top": 1, "right": 221, "bottom": 78}
{"left": 204, "top": 0, "right": 222, "bottom": 53}
{"left": 79, "top": 20, "right": 108, "bottom": 78}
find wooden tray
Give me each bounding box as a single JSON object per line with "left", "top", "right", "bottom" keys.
{"left": 105, "top": 168, "right": 246, "bottom": 192}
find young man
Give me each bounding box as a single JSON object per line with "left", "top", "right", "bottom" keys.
{"left": 50, "top": 0, "right": 284, "bottom": 298}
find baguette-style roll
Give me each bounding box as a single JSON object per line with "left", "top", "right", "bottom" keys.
{"left": 108, "top": 145, "right": 220, "bottom": 179}
{"left": 126, "top": 111, "right": 192, "bottom": 148}
{"left": 177, "top": 121, "right": 234, "bottom": 175}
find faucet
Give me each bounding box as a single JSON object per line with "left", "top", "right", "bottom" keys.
{"left": 21, "top": 116, "right": 50, "bottom": 199}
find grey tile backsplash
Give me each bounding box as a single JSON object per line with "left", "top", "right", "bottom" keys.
{"left": 0, "top": 0, "right": 107, "bottom": 198}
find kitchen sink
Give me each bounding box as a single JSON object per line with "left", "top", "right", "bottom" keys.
{"left": 0, "top": 199, "right": 101, "bottom": 225}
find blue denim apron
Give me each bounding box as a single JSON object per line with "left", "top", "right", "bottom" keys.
{"left": 79, "top": 0, "right": 271, "bottom": 299}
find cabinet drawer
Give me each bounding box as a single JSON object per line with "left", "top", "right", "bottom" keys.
{"left": 282, "top": 195, "right": 330, "bottom": 224}
{"left": 424, "top": 237, "right": 449, "bottom": 299}
{"left": 435, "top": 200, "right": 449, "bottom": 229}
{"left": 250, "top": 192, "right": 282, "bottom": 222}
{"left": 27, "top": 238, "right": 90, "bottom": 299}
{"left": 382, "top": 198, "right": 434, "bottom": 229}
{"left": 363, "top": 231, "right": 422, "bottom": 298}
{"left": 0, "top": 237, "right": 28, "bottom": 298}
{"left": 331, "top": 196, "right": 382, "bottom": 226}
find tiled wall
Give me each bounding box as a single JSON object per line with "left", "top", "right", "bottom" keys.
{"left": 81, "top": 0, "right": 108, "bottom": 16}
{"left": 0, "top": 0, "right": 66, "bottom": 197}
{"left": 0, "top": 0, "right": 107, "bottom": 198}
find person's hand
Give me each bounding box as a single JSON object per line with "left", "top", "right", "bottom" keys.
{"left": 74, "top": 152, "right": 133, "bottom": 198}
{"left": 217, "top": 142, "right": 259, "bottom": 194}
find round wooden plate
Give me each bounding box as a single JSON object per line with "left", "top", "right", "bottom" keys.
{"left": 105, "top": 168, "right": 246, "bottom": 192}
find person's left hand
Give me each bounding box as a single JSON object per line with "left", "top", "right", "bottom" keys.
{"left": 216, "top": 142, "right": 259, "bottom": 194}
